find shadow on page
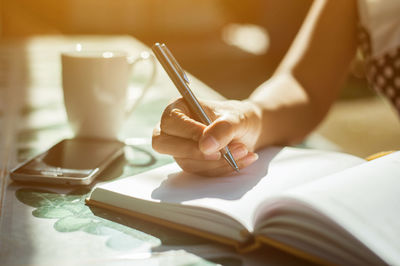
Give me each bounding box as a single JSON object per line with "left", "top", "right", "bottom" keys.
{"left": 151, "top": 148, "right": 282, "bottom": 202}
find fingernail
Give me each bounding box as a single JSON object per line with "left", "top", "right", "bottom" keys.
{"left": 204, "top": 152, "right": 221, "bottom": 160}
{"left": 231, "top": 146, "right": 248, "bottom": 159}
{"left": 241, "top": 153, "right": 259, "bottom": 165}
{"left": 200, "top": 136, "right": 219, "bottom": 154}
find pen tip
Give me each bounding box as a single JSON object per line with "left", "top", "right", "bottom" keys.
{"left": 222, "top": 150, "right": 240, "bottom": 173}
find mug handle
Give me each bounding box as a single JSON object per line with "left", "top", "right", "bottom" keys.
{"left": 125, "top": 51, "right": 157, "bottom": 117}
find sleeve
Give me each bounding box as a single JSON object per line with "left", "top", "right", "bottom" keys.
{"left": 358, "top": 0, "right": 400, "bottom": 57}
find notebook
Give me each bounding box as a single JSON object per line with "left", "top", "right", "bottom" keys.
{"left": 86, "top": 146, "right": 400, "bottom": 265}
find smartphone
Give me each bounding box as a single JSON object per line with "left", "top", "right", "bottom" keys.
{"left": 10, "top": 138, "right": 125, "bottom": 185}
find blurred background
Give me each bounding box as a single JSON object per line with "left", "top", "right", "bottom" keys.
{"left": 1, "top": 0, "right": 369, "bottom": 99}
{"left": 1, "top": 0, "right": 399, "bottom": 156}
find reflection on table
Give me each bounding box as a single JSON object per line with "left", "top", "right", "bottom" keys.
{"left": 0, "top": 36, "right": 312, "bottom": 265}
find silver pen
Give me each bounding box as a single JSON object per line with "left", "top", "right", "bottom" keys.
{"left": 152, "top": 43, "right": 239, "bottom": 172}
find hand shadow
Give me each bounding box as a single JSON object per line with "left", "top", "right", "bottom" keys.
{"left": 151, "top": 147, "right": 282, "bottom": 202}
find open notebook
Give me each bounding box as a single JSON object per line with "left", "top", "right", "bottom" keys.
{"left": 86, "top": 147, "right": 400, "bottom": 265}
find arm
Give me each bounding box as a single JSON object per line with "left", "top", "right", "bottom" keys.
{"left": 249, "top": 0, "right": 359, "bottom": 149}
{"left": 152, "top": 0, "right": 359, "bottom": 176}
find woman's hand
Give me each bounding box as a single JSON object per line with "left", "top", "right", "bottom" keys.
{"left": 152, "top": 98, "right": 261, "bottom": 176}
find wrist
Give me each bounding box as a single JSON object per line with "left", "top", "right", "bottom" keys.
{"left": 240, "top": 99, "right": 263, "bottom": 151}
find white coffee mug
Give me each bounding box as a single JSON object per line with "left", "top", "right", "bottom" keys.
{"left": 61, "top": 50, "right": 156, "bottom": 140}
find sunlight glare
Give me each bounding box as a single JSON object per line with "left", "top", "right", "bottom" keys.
{"left": 222, "top": 24, "right": 269, "bottom": 55}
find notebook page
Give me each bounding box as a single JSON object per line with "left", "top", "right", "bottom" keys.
{"left": 91, "top": 147, "right": 364, "bottom": 232}
{"left": 283, "top": 152, "right": 400, "bottom": 265}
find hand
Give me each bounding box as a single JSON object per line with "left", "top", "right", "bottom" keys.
{"left": 152, "top": 98, "right": 262, "bottom": 176}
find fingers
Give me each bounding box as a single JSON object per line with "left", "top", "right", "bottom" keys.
{"left": 152, "top": 97, "right": 260, "bottom": 176}
{"left": 153, "top": 128, "right": 247, "bottom": 161}
{"left": 153, "top": 98, "right": 213, "bottom": 161}
{"left": 159, "top": 98, "right": 206, "bottom": 141}
{"left": 199, "top": 112, "right": 248, "bottom": 155}
{"left": 152, "top": 128, "right": 221, "bottom": 160}
{"left": 175, "top": 150, "right": 259, "bottom": 177}
{"left": 198, "top": 120, "right": 233, "bottom": 155}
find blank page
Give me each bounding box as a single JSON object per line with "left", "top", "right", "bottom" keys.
{"left": 90, "top": 147, "right": 364, "bottom": 231}
{"left": 284, "top": 152, "right": 400, "bottom": 265}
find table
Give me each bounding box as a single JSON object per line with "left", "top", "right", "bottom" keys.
{"left": 0, "top": 36, "right": 313, "bottom": 266}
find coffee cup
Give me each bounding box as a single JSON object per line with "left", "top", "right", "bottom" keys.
{"left": 61, "top": 50, "right": 156, "bottom": 140}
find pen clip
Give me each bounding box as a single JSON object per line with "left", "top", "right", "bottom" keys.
{"left": 160, "top": 44, "right": 190, "bottom": 85}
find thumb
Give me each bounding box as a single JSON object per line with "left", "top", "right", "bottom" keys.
{"left": 199, "top": 116, "right": 241, "bottom": 155}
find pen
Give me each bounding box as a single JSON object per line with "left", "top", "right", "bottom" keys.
{"left": 152, "top": 43, "right": 239, "bottom": 172}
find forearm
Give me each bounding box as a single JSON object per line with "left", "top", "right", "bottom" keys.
{"left": 247, "top": 74, "right": 321, "bottom": 149}
{"left": 248, "top": 0, "right": 358, "bottom": 150}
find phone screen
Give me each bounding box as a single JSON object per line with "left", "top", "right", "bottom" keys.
{"left": 12, "top": 139, "right": 124, "bottom": 179}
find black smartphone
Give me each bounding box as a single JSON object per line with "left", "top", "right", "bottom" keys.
{"left": 10, "top": 138, "right": 125, "bottom": 185}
